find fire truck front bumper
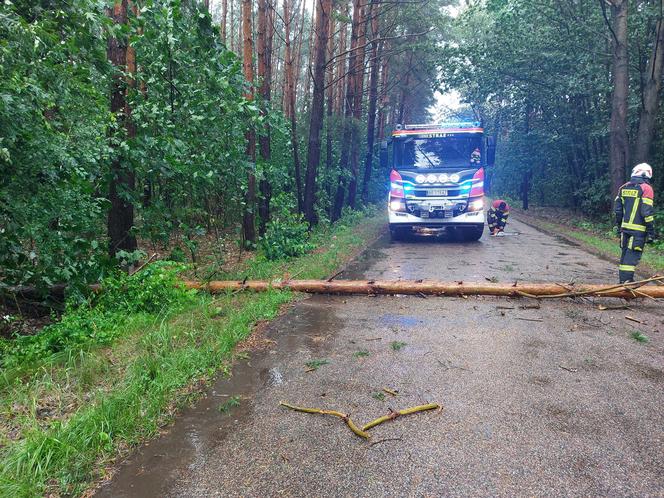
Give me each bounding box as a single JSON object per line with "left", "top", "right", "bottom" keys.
{"left": 388, "top": 196, "right": 485, "bottom": 228}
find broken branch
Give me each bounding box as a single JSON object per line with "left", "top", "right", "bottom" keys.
{"left": 361, "top": 403, "right": 440, "bottom": 431}
{"left": 279, "top": 401, "right": 370, "bottom": 439}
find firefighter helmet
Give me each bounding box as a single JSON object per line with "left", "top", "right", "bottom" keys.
{"left": 631, "top": 163, "right": 653, "bottom": 179}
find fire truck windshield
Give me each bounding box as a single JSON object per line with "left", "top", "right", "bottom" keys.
{"left": 395, "top": 135, "right": 482, "bottom": 169}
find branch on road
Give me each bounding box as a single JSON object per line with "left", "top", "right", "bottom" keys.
{"left": 279, "top": 401, "right": 370, "bottom": 439}
{"left": 361, "top": 403, "right": 440, "bottom": 431}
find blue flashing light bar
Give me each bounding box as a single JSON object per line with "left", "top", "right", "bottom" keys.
{"left": 401, "top": 121, "right": 481, "bottom": 130}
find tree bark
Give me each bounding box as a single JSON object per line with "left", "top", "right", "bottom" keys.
{"left": 242, "top": 0, "right": 257, "bottom": 245}
{"left": 107, "top": 0, "right": 137, "bottom": 258}
{"left": 325, "top": 10, "right": 336, "bottom": 207}
{"left": 334, "top": 8, "right": 348, "bottom": 116}
{"left": 376, "top": 44, "right": 389, "bottom": 141}
{"left": 257, "top": 0, "right": 272, "bottom": 236}
{"left": 302, "top": 4, "right": 317, "bottom": 112}
{"left": 608, "top": 0, "right": 630, "bottom": 197}
{"left": 346, "top": 1, "right": 368, "bottom": 209}
{"left": 221, "top": 0, "right": 228, "bottom": 44}
{"left": 332, "top": 0, "right": 362, "bottom": 221}
{"left": 294, "top": 0, "right": 307, "bottom": 109}
{"left": 634, "top": 12, "right": 664, "bottom": 164}
{"left": 361, "top": 3, "right": 380, "bottom": 205}
{"left": 230, "top": 0, "right": 235, "bottom": 52}
{"left": 303, "top": 0, "right": 332, "bottom": 225}
{"left": 283, "top": 0, "right": 304, "bottom": 213}
{"left": 183, "top": 279, "right": 664, "bottom": 299}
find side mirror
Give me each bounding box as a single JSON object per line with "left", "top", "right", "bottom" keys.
{"left": 486, "top": 136, "right": 496, "bottom": 167}
{"left": 379, "top": 141, "right": 388, "bottom": 169}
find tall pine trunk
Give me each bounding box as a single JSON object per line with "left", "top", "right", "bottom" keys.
{"left": 361, "top": 5, "right": 381, "bottom": 204}
{"left": 283, "top": 0, "right": 304, "bottom": 213}
{"left": 634, "top": 14, "right": 664, "bottom": 164}
{"left": 221, "top": 0, "right": 228, "bottom": 44}
{"left": 332, "top": 0, "right": 362, "bottom": 220}
{"left": 608, "top": 0, "right": 629, "bottom": 197}
{"left": 107, "top": 0, "right": 137, "bottom": 258}
{"left": 303, "top": 0, "right": 332, "bottom": 225}
{"left": 346, "top": 2, "right": 367, "bottom": 208}
{"left": 325, "top": 11, "right": 336, "bottom": 207}
{"left": 257, "top": 0, "right": 272, "bottom": 236}
{"left": 242, "top": 0, "right": 257, "bottom": 245}
{"left": 376, "top": 42, "right": 389, "bottom": 141}
{"left": 334, "top": 8, "right": 348, "bottom": 116}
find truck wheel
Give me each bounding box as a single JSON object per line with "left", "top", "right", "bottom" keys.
{"left": 460, "top": 226, "right": 484, "bottom": 241}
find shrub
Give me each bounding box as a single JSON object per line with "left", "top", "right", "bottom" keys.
{"left": 0, "top": 262, "right": 195, "bottom": 369}
{"left": 259, "top": 215, "right": 314, "bottom": 261}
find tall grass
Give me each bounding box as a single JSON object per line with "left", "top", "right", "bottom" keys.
{"left": 0, "top": 209, "right": 385, "bottom": 496}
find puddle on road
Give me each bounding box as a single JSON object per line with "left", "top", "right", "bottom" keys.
{"left": 96, "top": 296, "right": 341, "bottom": 498}
{"left": 378, "top": 313, "right": 421, "bottom": 328}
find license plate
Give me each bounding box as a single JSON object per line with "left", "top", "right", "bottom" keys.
{"left": 428, "top": 189, "right": 447, "bottom": 196}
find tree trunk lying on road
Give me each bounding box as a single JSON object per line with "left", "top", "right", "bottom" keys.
{"left": 183, "top": 276, "right": 664, "bottom": 299}
{"left": 7, "top": 277, "right": 664, "bottom": 303}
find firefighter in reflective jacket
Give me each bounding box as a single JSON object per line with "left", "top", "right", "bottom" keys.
{"left": 488, "top": 200, "right": 510, "bottom": 236}
{"left": 614, "top": 163, "right": 656, "bottom": 283}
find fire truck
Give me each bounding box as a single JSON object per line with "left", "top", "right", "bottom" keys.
{"left": 380, "top": 122, "right": 495, "bottom": 241}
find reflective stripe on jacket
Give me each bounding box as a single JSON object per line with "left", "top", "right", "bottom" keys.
{"left": 614, "top": 178, "right": 655, "bottom": 237}
{"left": 487, "top": 207, "right": 509, "bottom": 229}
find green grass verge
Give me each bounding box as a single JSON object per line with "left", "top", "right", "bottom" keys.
{"left": 520, "top": 217, "right": 664, "bottom": 274}
{"left": 0, "top": 209, "right": 385, "bottom": 497}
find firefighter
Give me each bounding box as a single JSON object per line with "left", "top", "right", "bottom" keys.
{"left": 488, "top": 200, "right": 510, "bottom": 236}
{"left": 470, "top": 148, "right": 481, "bottom": 166}
{"left": 614, "top": 163, "right": 656, "bottom": 283}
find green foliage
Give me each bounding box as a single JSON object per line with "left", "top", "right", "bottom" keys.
{"left": 631, "top": 331, "right": 649, "bottom": 344}
{"left": 305, "top": 359, "right": 329, "bottom": 371}
{"left": 0, "top": 209, "right": 383, "bottom": 496}
{"left": 130, "top": 1, "right": 255, "bottom": 244}
{"left": 353, "top": 350, "right": 370, "bottom": 358}
{"left": 371, "top": 391, "right": 385, "bottom": 401}
{"left": 218, "top": 395, "right": 241, "bottom": 414}
{"left": 0, "top": 0, "right": 258, "bottom": 290}
{"left": 390, "top": 341, "right": 407, "bottom": 351}
{"left": 260, "top": 214, "right": 314, "bottom": 260}
{"left": 0, "top": 262, "right": 194, "bottom": 369}
{"left": 0, "top": 0, "right": 111, "bottom": 290}
{"left": 443, "top": 0, "right": 664, "bottom": 213}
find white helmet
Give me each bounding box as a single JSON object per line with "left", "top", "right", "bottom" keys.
{"left": 631, "top": 163, "right": 653, "bottom": 179}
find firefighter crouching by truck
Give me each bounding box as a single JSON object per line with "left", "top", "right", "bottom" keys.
{"left": 614, "top": 163, "right": 657, "bottom": 283}
{"left": 487, "top": 200, "right": 510, "bottom": 236}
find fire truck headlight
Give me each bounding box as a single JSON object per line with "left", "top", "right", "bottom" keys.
{"left": 450, "top": 173, "right": 460, "bottom": 183}
{"left": 415, "top": 174, "right": 426, "bottom": 184}
{"left": 426, "top": 174, "right": 437, "bottom": 183}
{"left": 438, "top": 173, "right": 449, "bottom": 183}
{"left": 468, "top": 199, "right": 484, "bottom": 212}
{"left": 390, "top": 199, "right": 406, "bottom": 212}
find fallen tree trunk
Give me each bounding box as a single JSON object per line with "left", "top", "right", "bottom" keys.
{"left": 183, "top": 277, "right": 664, "bottom": 299}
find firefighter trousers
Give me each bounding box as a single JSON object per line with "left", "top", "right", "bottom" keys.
{"left": 619, "top": 232, "right": 645, "bottom": 283}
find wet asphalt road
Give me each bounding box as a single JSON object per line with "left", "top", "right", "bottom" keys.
{"left": 97, "top": 217, "right": 664, "bottom": 497}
